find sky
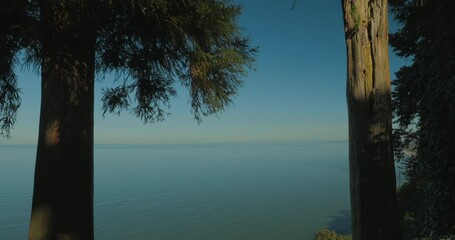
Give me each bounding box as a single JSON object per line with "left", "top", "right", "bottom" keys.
{"left": 1, "top": 0, "right": 406, "bottom": 145}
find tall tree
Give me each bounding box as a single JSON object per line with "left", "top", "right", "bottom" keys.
{"left": 390, "top": 0, "right": 455, "bottom": 237}
{"left": 0, "top": 1, "right": 256, "bottom": 239}
{"left": 341, "top": 0, "right": 402, "bottom": 239}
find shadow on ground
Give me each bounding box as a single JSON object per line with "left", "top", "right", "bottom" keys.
{"left": 327, "top": 209, "right": 351, "bottom": 235}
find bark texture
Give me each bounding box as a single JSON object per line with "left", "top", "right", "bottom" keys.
{"left": 29, "top": 2, "right": 96, "bottom": 239}
{"left": 341, "top": 0, "right": 402, "bottom": 239}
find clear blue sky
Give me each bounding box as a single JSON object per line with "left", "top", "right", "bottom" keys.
{"left": 1, "top": 0, "right": 405, "bottom": 145}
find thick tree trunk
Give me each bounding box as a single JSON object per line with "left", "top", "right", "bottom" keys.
{"left": 341, "top": 0, "right": 402, "bottom": 239}
{"left": 29, "top": 2, "right": 96, "bottom": 239}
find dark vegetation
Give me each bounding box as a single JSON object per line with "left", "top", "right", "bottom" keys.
{"left": 390, "top": 0, "right": 455, "bottom": 238}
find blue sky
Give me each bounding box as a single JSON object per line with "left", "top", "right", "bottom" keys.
{"left": 1, "top": 0, "right": 405, "bottom": 145}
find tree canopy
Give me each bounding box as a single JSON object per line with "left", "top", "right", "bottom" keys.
{"left": 390, "top": 0, "right": 455, "bottom": 237}
{"left": 0, "top": 0, "right": 257, "bottom": 137}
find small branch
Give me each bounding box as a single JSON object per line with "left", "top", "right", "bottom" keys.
{"left": 291, "top": 0, "right": 297, "bottom": 10}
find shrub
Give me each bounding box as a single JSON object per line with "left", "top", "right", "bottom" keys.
{"left": 314, "top": 229, "right": 351, "bottom": 240}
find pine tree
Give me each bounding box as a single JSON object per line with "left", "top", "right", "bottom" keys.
{"left": 390, "top": 0, "right": 455, "bottom": 236}
{"left": 1, "top": 1, "right": 256, "bottom": 239}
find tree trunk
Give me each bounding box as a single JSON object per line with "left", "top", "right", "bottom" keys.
{"left": 29, "top": 2, "right": 96, "bottom": 239}
{"left": 341, "top": 0, "right": 402, "bottom": 239}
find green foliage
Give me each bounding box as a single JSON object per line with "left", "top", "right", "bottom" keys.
{"left": 0, "top": 36, "right": 19, "bottom": 138}
{"left": 416, "top": 235, "right": 455, "bottom": 240}
{"left": 0, "top": 0, "right": 257, "bottom": 135}
{"left": 0, "top": 0, "right": 31, "bottom": 137}
{"left": 96, "top": 0, "right": 257, "bottom": 123}
{"left": 314, "top": 229, "right": 351, "bottom": 240}
{"left": 390, "top": 0, "right": 455, "bottom": 237}
{"left": 0, "top": 65, "right": 21, "bottom": 138}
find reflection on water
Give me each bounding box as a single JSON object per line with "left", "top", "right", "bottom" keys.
{"left": 0, "top": 142, "right": 350, "bottom": 240}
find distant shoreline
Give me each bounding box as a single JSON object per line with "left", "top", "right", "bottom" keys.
{"left": 0, "top": 139, "right": 348, "bottom": 148}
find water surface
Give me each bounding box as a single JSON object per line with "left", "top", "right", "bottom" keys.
{"left": 0, "top": 142, "right": 350, "bottom": 239}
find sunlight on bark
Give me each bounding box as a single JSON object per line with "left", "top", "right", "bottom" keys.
{"left": 29, "top": 205, "right": 52, "bottom": 239}
{"left": 45, "top": 120, "right": 60, "bottom": 146}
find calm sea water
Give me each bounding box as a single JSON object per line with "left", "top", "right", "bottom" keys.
{"left": 0, "top": 142, "right": 351, "bottom": 239}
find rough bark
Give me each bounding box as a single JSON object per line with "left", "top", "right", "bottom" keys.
{"left": 29, "top": 2, "right": 96, "bottom": 239}
{"left": 341, "top": 0, "right": 402, "bottom": 239}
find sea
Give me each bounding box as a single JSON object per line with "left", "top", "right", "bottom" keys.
{"left": 0, "top": 142, "right": 353, "bottom": 240}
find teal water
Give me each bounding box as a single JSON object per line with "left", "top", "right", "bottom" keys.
{"left": 0, "top": 142, "right": 351, "bottom": 239}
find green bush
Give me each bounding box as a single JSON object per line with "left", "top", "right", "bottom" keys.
{"left": 314, "top": 229, "right": 351, "bottom": 240}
